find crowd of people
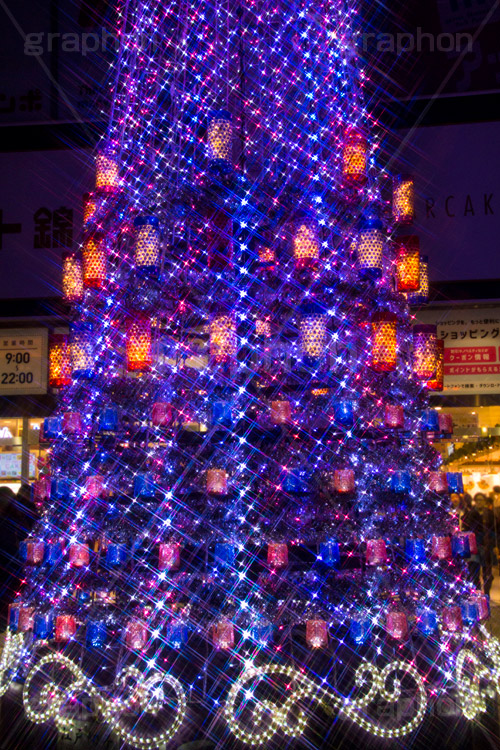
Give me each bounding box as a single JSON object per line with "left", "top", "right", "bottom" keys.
{"left": 460, "top": 489, "right": 500, "bottom": 597}
{"left": 0, "top": 485, "right": 38, "bottom": 625}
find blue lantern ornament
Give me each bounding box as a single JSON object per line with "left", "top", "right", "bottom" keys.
{"left": 87, "top": 620, "right": 108, "bottom": 648}
{"left": 333, "top": 400, "right": 354, "bottom": 428}
{"left": 416, "top": 608, "right": 438, "bottom": 636}
{"left": 356, "top": 215, "right": 384, "bottom": 280}
{"left": 212, "top": 400, "right": 233, "bottom": 428}
{"left": 43, "top": 416, "right": 63, "bottom": 439}
{"left": 214, "top": 543, "right": 236, "bottom": 568}
{"left": 44, "top": 541, "right": 64, "bottom": 566}
{"left": 447, "top": 472, "right": 464, "bottom": 494}
{"left": 133, "top": 472, "right": 156, "bottom": 498}
{"left": 421, "top": 409, "right": 439, "bottom": 432}
{"left": 166, "top": 620, "right": 189, "bottom": 648}
{"left": 98, "top": 407, "right": 119, "bottom": 432}
{"left": 350, "top": 616, "right": 371, "bottom": 645}
{"left": 282, "top": 469, "right": 308, "bottom": 494}
{"left": 390, "top": 471, "right": 411, "bottom": 493}
{"left": 252, "top": 621, "right": 273, "bottom": 645}
{"left": 461, "top": 600, "right": 479, "bottom": 626}
{"left": 33, "top": 613, "right": 54, "bottom": 640}
{"left": 319, "top": 541, "right": 340, "bottom": 569}
{"left": 8, "top": 604, "right": 20, "bottom": 632}
{"left": 452, "top": 533, "right": 471, "bottom": 558}
{"left": 106, "top": 543, "right": 128, "bottom": 567}
{"left": 134, "top": 215, "right": 160, "bottom": 272}
{"left": 51, "top": 476, "right": 70, "bottom": 500}
{"left": 70, "top": 321, "right": 94, "bottom": 379}
{"left": 405, "top": 538, "right": 426, "bottom": 563}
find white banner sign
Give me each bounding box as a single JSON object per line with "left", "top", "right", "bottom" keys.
{"left": 0, "top": 328, "right": 48, "bottom": 396}
{"left": 417, "top": 306, "right": 500, "bottom": 395}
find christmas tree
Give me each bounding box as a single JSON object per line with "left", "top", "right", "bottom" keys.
{"left": 2, "top": 0, "right": 500, "bottom": 747}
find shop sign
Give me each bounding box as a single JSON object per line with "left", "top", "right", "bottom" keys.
{"left": 417, "top": 307, "right": 500, "bottom": 395}
{"left": 0, "top": 328, "right": 48, "bottom": 396}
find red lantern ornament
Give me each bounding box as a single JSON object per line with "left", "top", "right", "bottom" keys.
{"left": 431, "top": 535, "right": 452, "bottom": 560}
{"left": 392, "top": 175, "right": 414, "bottom": 224}
{"left": 213, "top": 620, "right": 235, "bottom": 650}
{"left": 95, "top": 151, "right": 119, "bottom": 193}
{"left": 18, "top": 606, "right": 35, "bottom": 632}
{"left": 210, "top": 314, "right": 237, "bottom": 364}
{"left": 306, "top": 619, "right": 329, "bottom": 648}
{"left": 49, "top": 334, "right": 71, "bottom": 388}
{"left": 159, "top": 543, "right": 181, "bottom": 571}
{"left": 152, "top": 402, "right": 173, "bottom": 427}
{"left": 25, "top": 541, "right": 44, "bottom": 565}
{"left": 395, "top": 236, "right": 420, "bottom": 292}
{"left": 55, "top": 614, "right": 77, "bottom": 641}
{"left": 267, "top": 543, "right": 288, "bottom": 568}
{"left": 83, "top": 234, "right": 107, "bottom": 290}
{"left": 62, "top": 412, "right": 82, "bottom": 435}
{"left": 127, "top": 315, "right": 152, "bottom": 372}
{"left": 465, "top": 532, "right": 478, "bottom": 555}
{"left": 386, "top": 610, "right": 408, "bottom": 640}
{"left": 366, "top": 538, "right": 387, "bottom": 565}
{"left": 473, "top": 593, "right": 489, "bottom": 621}
{"left": 333, "top": 469, "right": 355, "bottom": 493}
{"left": 428, "top": 471, "right": 448, "bottom": 493}
{"left": 442, "top": 605, "right": 462, "bottom": 633}
{"left": 69, "top": 542, "right": 90, "bottom": 567}
{"left": 125, "top": 619, "right": 148, "bottom": 650}
{"left": 412, "top": 325, "right": 438, "bottom": 380}
{"left": 206, "top": 468, "right": 228, "bottom": 495}
{"left": 33, "top": 476, "right": 50, "bottom": 510}
{"left": 342, "top": 127, "right": 367, "bottom": 186}
{"left": 62, "top": 252, "right": 84, "bottom": 303}
{"left": 292, "top": 217, "right": 320, "bottom": 270}
{"left": 84, "top": 475, "right": 103, "bottom": 500}
{"left": 270, "top": 400, "right": 292, "bottom": 425}
{"left": 384, "top": 404, "right": 404, "bottom": 429}
{"left": 371, "top": 312, "right": 398, "bottom": 373}
{"left": 427, "top": 339, "right": 444, "bottom": 391}
{"left": 438, "top": 413, "right": 453, "bottom": 434}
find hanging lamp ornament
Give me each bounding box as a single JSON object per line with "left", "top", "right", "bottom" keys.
{"left": 134, "top": 215, "right": 161, "bottom": 272}
{"left": 406, "top": 254, "right": 429, "bottom": 305}
{"left": 82, "top": 233, "right": 107, "bottom": 290}
{"left": 126, "top": 314, "right": 153, "bottom": 372}
{"left": 292, "top": 217, "right": 320, "bottom": 270}
{"left": 95, "top": 150, "right": 119, "bottom": 193}
{"left": 392, "top": 175, "right": 414, "bottom": 224}
{"left": 62, "top": 252, "right": 84, "bottom": 303}
{"left": 207, "top": 110, "right": 233, "bottom": 172}
{"left": 412, "top": 324, "right": 438, "bottom": 380}
{"left": 395, "top": 235, "right": 420, "bottom": 292}
{"left": 356, "top": 215, "right": 384, "bottom": 280}
{"left": 370, "top": 311, "right": 398, "bottom": 372}
{"left": 48, "top": 334, "right": 72, "bottom": 388}
{"left": 342, "top": 127, "right": 367, "bottom": 186}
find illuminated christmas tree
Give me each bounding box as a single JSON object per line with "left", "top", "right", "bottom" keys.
{"left": 3, "top": 0, "right": 500, "bottom": 747}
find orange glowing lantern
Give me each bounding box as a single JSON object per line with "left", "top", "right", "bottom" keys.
{"left": 407, "top": 255, "right": 429, "bottom": 305}
{"left": 333, "top": 468, "right": 355, "bottom": 493}
{"left": 83, "top": 192, "right": 98, "bottom": 225}
{"left": 207, "top": 110, "right": 232, "bottom": 171}
{"left": 370, "top": 312, "right": 398, "bottom": 373}
{"left": 427, "top": 339, "right": 444, "bottom": 391}
{"left": 62, "top": 252, "right": 84, "bottom": 303}
{"left": 82, "top": 234, "right": 107, "bottom": 289}
{"left": 206, "top": 468, "right": 228, "bottom": 495}
{"left": 255, "top": 317, "right": 271, "bottom": 337}
{"left": 49, "top": 334, "right": 71, "bottom": 388}
{"left": 412, "top": 324, "right": 437, "bottom": 380}
{"left": 210, "top": 314, "right": 237, "bottom": 364}
{"left": 392, "top": 175, "right": 414, "bottom": 224}
{"left": 342, "top": 127, "right": 367, "bottom": 186}
{"left": 395, "top": 235, "right": 420, "bottom": 292}
{"left": 292, "top": 217, "right": 320, "bottom": 269}
{"left": 95, "top": 151, "right": 119, "bottom": 193}
{"left": 126, "top": 315, "right": 152, "bottom": 372}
